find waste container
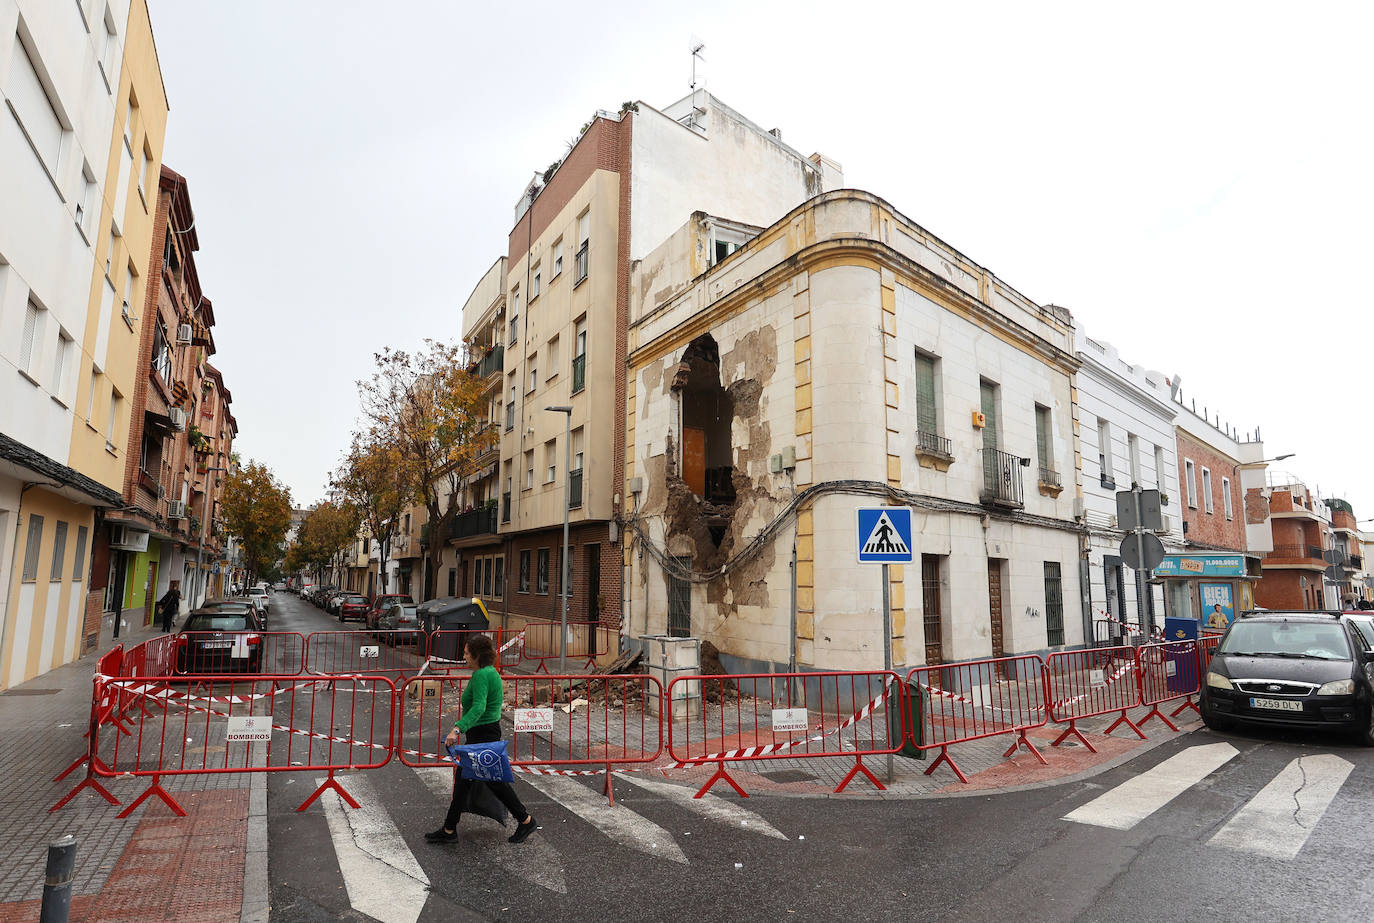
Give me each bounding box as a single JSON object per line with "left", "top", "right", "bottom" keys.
{"left": 887, "top": 680, "right": 925, "bottom": 760}
{"left": 417, "top": 597, "right": 490, "bottom": 662}
{"left": 1164, "top": 616, "right": 1199, "bottom": 693}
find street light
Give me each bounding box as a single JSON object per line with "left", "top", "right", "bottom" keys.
{"left": 194, "top": 466, "right": 228, "bottom": 608}
{"left": 545, "top": 405, "right": 573, "bottom": 673}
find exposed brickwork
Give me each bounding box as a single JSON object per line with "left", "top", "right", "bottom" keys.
{"left": 1244, "top": 486, "right": 1270, "bottom": 525}
{"left": 482, "top": 524, "right": 620, "bottom": 626}
{"left": 507, "top": 116, "right": 622, "bottom": 266}
{"left": 1254, "top": 570, "right": 1322, "bottom": 610}
{"left": 1175, "top": 429, "right": 1244, "bottom": 550}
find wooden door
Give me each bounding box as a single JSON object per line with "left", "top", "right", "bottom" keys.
{"left": 921, "top": 555, "right": 943, "bottom": 666}
{"left": 987, "top": 559, "right": 1006, "bottom": 661}
{"left": 683, "top": 427, "right": 706, "bottom": 497}
{"left": 144, "top": 561, "right": 159, "bottom": 625}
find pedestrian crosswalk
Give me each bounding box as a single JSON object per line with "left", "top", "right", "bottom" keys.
{"left": 1063, "top": 742, "right": 1357, "bottom": 861}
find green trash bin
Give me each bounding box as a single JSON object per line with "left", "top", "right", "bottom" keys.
{"left": 887, "top": 680, "right": 925, "bottom": 760}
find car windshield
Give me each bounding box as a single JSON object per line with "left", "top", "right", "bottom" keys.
{"left": 205, "top": 602, "right": 252, "bottom": 612}
{"left": 184, "top": 615, "right": 255, "bottom": 631}
{"left": 247, "top": 588, "right": 266, "bottom": 595}
{"left": 1219, "top": 620, "right": 1351, "bottom": 660}
{"left": 391, "top": 606, "right": 417, "bottom": 618}
{"left": 345, "top": 596, "right": 367, "bottom": 604}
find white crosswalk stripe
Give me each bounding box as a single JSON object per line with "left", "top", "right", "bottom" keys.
{"left": 411, "top": 766, "right": 569, "bottom": 893}
{"left": 317, "top": 774, "right": 430, "bottom": 923}
{"left": 1063, "top": 742, "right": 1238, "bottom": 830}
{"left": 1208, "top": 753, "right": 1354, "bottom": 859}
{"left": 614, "top": 771, "right": 789, "bottom": 840}
{"left": 523, "top": 773, "right": 688, "bottom": 864}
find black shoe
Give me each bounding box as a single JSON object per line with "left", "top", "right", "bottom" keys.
{"left": 425, "top": 828, "right": 457, "bottom": 842}
{"left": 508, "top": 816, "right": 537, "bottom": 844}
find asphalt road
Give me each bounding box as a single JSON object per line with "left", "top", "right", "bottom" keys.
{"left": 263, "top": 592, "right": 1374, "bottom": 922}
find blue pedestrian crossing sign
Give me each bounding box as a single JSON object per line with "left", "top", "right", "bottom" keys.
{"left": 856, "top": 507, "right": 914, "bottom": 564}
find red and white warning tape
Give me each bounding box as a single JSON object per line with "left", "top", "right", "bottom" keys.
{"left": 104, "top": 677, "right": 325, "bottom": 705}
{"left": 1051, "top": 657, "right": 1136, "bottom": 710}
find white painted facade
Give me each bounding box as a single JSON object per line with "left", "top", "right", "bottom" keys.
{"left": 627, "top": 192, "right": 1085, "bottom": 671}
{"left": 0, "top": 0, "right": 127, "bottom": 461}
{"left": 1074, "top": 330, "right": 1183, "bottom": 637}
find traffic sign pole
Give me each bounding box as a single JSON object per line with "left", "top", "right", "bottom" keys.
{"left": 1134, "top": 486, "right": 1149, "bottom": 635}
{"left": 882, "top": 562, "right": 892, "bottom": 784}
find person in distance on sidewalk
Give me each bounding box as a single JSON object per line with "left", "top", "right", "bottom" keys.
{"left": 425, "top": 634, "right": 537, "bottom": 844}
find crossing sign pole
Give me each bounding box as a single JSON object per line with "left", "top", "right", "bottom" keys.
{"left": 857, "top": 507, "right": 913, "bottom": 786}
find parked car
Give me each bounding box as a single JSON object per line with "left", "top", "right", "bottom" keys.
{"left": 326, "top": 591, "right": 349, "bottom": 615}
{"left": 416, "top": 596, "right": 490, "bottom": 662}
{"left": 175, "top": 608, "right": 264, "bottom": 674}
{"left": 365, "top": 594, "right": 415, "bottom": 630}
{"left": 1200, "top": 610, "right": 1374, "bottom": 745}
{"left": 375, "top": 603, "right": 421, "bottom": 643}
{"left": 337, "top": 594, "right": 370, "bottom": 623}
{"left": 245, "top": 586, "right": 270, "bottom": 614}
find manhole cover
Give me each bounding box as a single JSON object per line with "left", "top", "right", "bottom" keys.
{"left": 760, "top": 769, "right": 818, "bottom": 784}
{"left": 1, "top": 688, "right": 61, "bottom": 696}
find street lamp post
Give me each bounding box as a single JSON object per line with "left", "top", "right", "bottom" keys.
{"left": 194, "top": 466, "right": 228, "bottom": 608}
{"left": 546, "top": 405, "right": 573, "bottom": 673}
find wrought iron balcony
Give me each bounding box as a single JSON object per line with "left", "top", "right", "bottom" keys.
{"left": 572, "top": 353, "right": 586, "bottom": 394}
{"left": 980, "top": 448, "right": 1026, "bottom": 509}
{"left": 568, "top": 468, "right": 583, "bottom": 509}
{"left": 1039, "top": 467, "right": 1062, "bottom": 488}
{"left": 477, "top": 344, "right": 504, "bottom": 379}
{"left": 1266, "top": 544, "right": 1326, "bottom": 564}
{"left": 446, "top": 507, "right": 499, "bottom": 542}
{"left": 916, "top": 430, "right": 952, "bottom": 457}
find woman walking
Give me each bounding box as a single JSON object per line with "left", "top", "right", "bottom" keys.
{"left": 426, "top": 634, "right": 537, "bottom": 844}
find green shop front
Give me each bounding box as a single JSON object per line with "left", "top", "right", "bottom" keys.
{"left": 1155, "top": 553, "right": 1260, "bottom": 630}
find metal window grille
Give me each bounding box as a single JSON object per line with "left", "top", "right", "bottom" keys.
{"left": 519, "top": 550, "right": 530, "bottom": 592}
{"left": 921, "top": 554, "right": 942, "bottom": 661}
{"left": 1044, "top": 561, "right": 1064, "bottom": 646}
{"left": 572, "top": 352, "right": 586, "bottom": 393}
{"left": 667, "top": 555, "right": 691, "bottom": 638}
{"left": 568, "top": 468, "right": 583, "bottom": 509}
{"left": 574, "top": 242, "right": 589, "bottom": 284}
{"left": 537, "top": 549, "right": 549, "bottom": 594}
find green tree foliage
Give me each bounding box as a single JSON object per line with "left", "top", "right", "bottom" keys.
{"left": 287, "top": 501, "right": 361, "bottom": 579}
{"left": 332, "top": 433, "right": 407, "bottom": 594}
{"left": 220, "top": 461, "right": 293, "bottom": 583}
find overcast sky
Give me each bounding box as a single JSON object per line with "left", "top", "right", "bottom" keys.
{"left": 149, "top": 0, "right": 1374, "bottom": 516}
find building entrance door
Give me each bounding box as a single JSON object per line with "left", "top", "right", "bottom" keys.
{"left": 921, "top": 554, "right": 943, "bottom": 667}
{"left": 144, "top": 561, "right": 159, "bottom": 625}
{"left": 987, "top": 559, "right": 1006, "bottom": 670}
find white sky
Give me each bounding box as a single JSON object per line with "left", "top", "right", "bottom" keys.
{"left": 149, "top": 0, "right": 1374, "bottom": 516}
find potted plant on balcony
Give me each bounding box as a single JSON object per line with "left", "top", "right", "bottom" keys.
{"left": 189, "top": 424, "right": 211, "bottom": 453}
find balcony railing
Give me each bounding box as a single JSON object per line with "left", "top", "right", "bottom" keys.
{"left": 502, "top": 491, "right": 511, "bottom": 523}
{"left": 505, "top": 402, "right": 515, "bottom": 431}
{"left": 916, "top": 430, "right": 951, "bottom": 457}
{"left": 1351, "top": 554, "right": 1364, "bottom": 570}
{"left": 572, "top": 353, "right": 586, "bottom": 394}
{"left": 574, "top": 242, "right": 589, "bottom": 284}
{"left": 980, "top": 448, "right": 1025, "bottom": 509}
{"left": 477, "top": 344, "right": 504, "bottom": 379}
{"left": 446, "top": 507, "right": 498, "bottom": 542}
{"left": 1039, "top": 467, "right": 1062, "bottom": 488}
{"left": 568, "top": 468, "right": 583, "bottom": 509}
{"left": 1267, "top": 544, "right": 1325, "bottom": 562}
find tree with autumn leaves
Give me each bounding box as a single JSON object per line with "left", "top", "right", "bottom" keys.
{"left": 331, "top": 433, "right": 407, "bottom": 594}
{"left": 284, "top": 501, "right": 361, "bottom": 582}
{"left": 357, "top": 340, "right": 495, "bottom": 599}
{"left": 220, "top": 461, "right": 293, "bottom": 584}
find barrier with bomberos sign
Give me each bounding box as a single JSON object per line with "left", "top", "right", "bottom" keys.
{"left": 1045, "top": 645, "right": 1144, "bottom": 752}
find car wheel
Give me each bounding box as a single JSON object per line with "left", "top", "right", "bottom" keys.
{"left": 1201, "top": 710, "right": 1234, "bottom": 733}
{"left": 1358, "top": 706, "right": 1374, "bottom": 748}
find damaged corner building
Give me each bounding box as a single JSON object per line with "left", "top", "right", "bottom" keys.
{"left": 625, "top": 193, "right": 1085, "bottom": 673}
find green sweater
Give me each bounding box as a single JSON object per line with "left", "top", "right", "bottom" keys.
{"left": 455, "top": 665, "right": 503, "bottom": 733}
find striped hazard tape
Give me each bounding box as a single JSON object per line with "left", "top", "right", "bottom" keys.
{"left": 416, "top": 631, "right": 526, "bottom": 677}
{"left": 916, "top": 681, "right": 1047, "bottom": 721}
{"left": 104, "top": 677, "right": 326, "bottom": 705}
{"left": 1051, "top": 657, "right": 1137, "bottom": 711}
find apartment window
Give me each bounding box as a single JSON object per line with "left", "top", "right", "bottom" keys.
{"left": 527, "top": 357, "right": 537, "bottom": 393}
{"left": 546, "top": 336, "right": 559, "bottom": 380}
{"left": 53, "top": 329, "right": 73, "bottom": 400}
{"left": 72, "top": 525, "right": 89, "bottom": 581}
{"left": 50, "top": 521, "right": 69, "bottom": 581}
{"left": 85, "top": 366, "right": 99, "bottom": 422}
{"left": 138, "top": 143, "right": 151, "bottom": 204}
{"left": 1185, "top": 459, "right": 1198, "bottom": 508}
{"left": 536, "top": 548, "right": 549, "bottom": 594}
{"left": 99, "top": 7, "right": 118, "bottom": 85}
{"left": 122, "top": 268, "right": 136, "bottom": 321}
{"left": 545, "top": 439, "right": 557, "bottom": 483}
{"left": 482, "top": 555, "right": 493, "bottom": 596}
{"left": 506, "top": 377, "right": 517, "bottom": 430}
{"left": 575, "top": 211, "right": 589, "bottom": 283}
{"left": 519, "top": 550, "right": 530, "bottom": 592}
{"left": 106, "top": 230, "right": 118, "bottom": 277}
{"left": 524, "top": 449, "right": 534, "bottom": 490}
{"left": 1127, "top": 433, "right": 1140, "bottom": 486}
{"left": 493, "top": 556, "right": 504, "bottom": 599}
{"left": 1034, "top": 404, "right": 1052, "bottom": 473}
{"left": 473, "top": 558, "right": 484, "bottom": 597}
{"left": 1097, "top": 418, "right": 1114, "bottom": 486}
{"left": 572, "top": 317, "right": 587, "bottom": 393}
{"left": 20, "top": 300, "right": 44, "bottom": 377}
{"left": 1154, "top": 445, "right": 1167, "bottom": 491}
{"left": 571, "top": 427, "right": 584, "bottom": 472}
{"left": 21, "top": 514, "right": 44, "bottom": 582}
{"left": 1044, "top": 562, "right": 1065, "bottom": 647}
{"left": 508, "top": 286, "right": 520, "bottom": 344}
{"left": 151, "top": 323, "right": 172, "bottom": 381}
{"left": 447, "top": 567, "right": 456, "bottom": 597}
{"left": 1222, "top": 477, "right": 1234, "bottom": 520}
{"left": 1201, "top": 468, "right": 1214, "bottom": 514}
{"left": 530, "top": 263, "right": 541, "bottom": 300}
{"left": 915, "top": 351, "right": 942, "bottom": 446}
{"left": 552, "top": 239, "right": 563, "bottom": 277}
{"left": 8, "top": 33, "right": 65, "bottom": 173}
{"left": 107, "top": 387, "right": 122, "bottom": 449}
{"left": 75, "top": 165, "right": 96, "bottom": 233}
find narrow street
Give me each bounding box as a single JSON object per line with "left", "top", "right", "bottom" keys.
{"left": 263, "top": 594, "right": 1374, "bottom": 922}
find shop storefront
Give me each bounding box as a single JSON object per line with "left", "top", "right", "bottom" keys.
{"left": 1155, "top": 553, "right": 1260, "bottom": 629}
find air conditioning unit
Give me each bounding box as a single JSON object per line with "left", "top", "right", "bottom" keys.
{"left": 177, "top": 323, "right": 193, "bottom": 344}
{"left": 1153, "top": 515, "right": 1174, "bottom": 535}
{"left": 109, "top": 526, "right": 150, "bottom": 552}
{"left": 168, "top": 408, "right": 188, "bottom": 431}
{"left": 167, "top": 500, "right": 187, "bottom": 519}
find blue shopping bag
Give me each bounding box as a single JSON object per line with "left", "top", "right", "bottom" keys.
{"left": 449, "top": 740, "right": 515, "bottom": 784}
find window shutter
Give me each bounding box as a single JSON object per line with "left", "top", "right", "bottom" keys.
{"left": 20, "top": 302, "right": 40, "bottom": 370}
{"left": 915, "top": 354, "right": 937, "bottom": 435}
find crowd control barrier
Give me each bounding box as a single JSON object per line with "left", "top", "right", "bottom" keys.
{"left": 172, "top": 631, "right": 306, "bottom": 676}
{"left": 305, "top": 630, "right": 426, "bottom": 678}
{"left": 1136, "top": 639, "right": 1202, "bottom": 731}
{"left": 51, "top": 647, "right": 126, "bottom": 812}
{"left": 1046, "top": 645, "right": 1143, "bottom": 751}
{"left": 423, "top": 628, "right": 521, "bottom": 672}
{"left": 666, "top": 671, "right": 904, "bottom": 797}
{"left": 906, "top": 655, "right": 1048, "bottom": 784}
{"left": 520, "top": 620, "right": 615, "bottom": 672}
{"left": 90, "top": 673, "right": 395, "bottom": 816}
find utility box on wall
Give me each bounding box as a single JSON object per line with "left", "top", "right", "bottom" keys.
{"left": 643, "top": 635, "right": 701, "bottom": 720}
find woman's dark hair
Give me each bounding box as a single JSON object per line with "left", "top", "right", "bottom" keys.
{"left": 467, "top": 633, "right": 496, "bottom": 668}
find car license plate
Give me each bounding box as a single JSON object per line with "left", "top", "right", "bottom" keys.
{"left": 204, "top": 641, "right": 233, "bottom": 649}
{"left": 1250, "top": 697, "right": 1303, "bottom": 712}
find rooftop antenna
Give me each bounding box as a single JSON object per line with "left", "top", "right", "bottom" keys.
{"left": 690, "top": 37, "right": 706, "bottom": 91}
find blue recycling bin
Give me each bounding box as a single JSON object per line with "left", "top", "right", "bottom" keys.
{"left": 1164, "top": 616, "right": 1199, "bottom": 693}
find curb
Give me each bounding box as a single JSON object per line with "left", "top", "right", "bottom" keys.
{"left": 241, "top": 751, "right": 269, "bottom": 923}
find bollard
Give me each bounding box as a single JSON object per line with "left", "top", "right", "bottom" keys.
{"left": 39, "top": 835, "right": 77, "bottom": 923}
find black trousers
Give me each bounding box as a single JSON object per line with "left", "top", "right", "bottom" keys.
{"left": 160, "top": 606, "right": 175, "bottom": 632}
{"left": 444, "top": 721, "right": 528, "bottom": 830}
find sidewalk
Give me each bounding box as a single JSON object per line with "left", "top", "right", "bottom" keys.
{"left": 0, "top": 619, "right": 266, "bottom": 923}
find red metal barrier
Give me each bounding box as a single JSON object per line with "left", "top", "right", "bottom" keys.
{"left": 425, "top": 628, "right": 520, "bottom": 672}
{"left": 906, "top": 655, "right": 1048, "bottom": 784}
{"left": 82, "top": 673, "right": 394, "bottom": 815}
{"left": 520, "top": 620, "right": 615, "bottom": 672}
{"left": 1136, "top": 640, "right": 1201, "bottom": 731}
{"left": 1046, "top": 646, "right": 1144, "bottom": 751}
{"left": 51, "top": 647, "right": 125, "bottom": 812}
{"left": 396, "top": 672, "right": 661, "bottom": 804}
{"left": 666, "top": 671, "right": 902, "bottom": 797}
{"left": 305, "top": 630, "right": 426, "bottom": 677}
